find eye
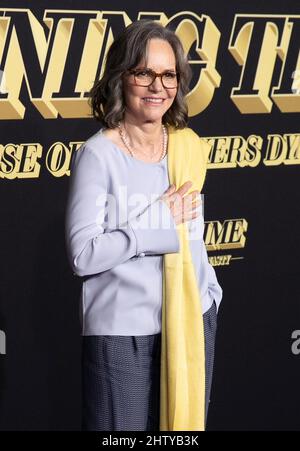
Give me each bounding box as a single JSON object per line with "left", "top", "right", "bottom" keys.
{"left": 164, "top": 72, "right": 177, "bottom": 78}
{"left": 135, "top": 69, "right": 152, "bottom": 77}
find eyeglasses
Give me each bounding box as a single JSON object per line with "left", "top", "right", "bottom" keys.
{"left": 127, "top": 68, "right": 179, "bottom": 89}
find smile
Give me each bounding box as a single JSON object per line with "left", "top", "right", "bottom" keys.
{"left": 142, "top": 97, "right": 165, "bottom": 104}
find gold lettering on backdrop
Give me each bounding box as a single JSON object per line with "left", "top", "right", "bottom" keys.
{"left": 0, "top": 133, "right": 299, "bottom": 178}
{"left": 209, "top": 255, "right": 232, "bottom": 266}
{"left": 45, "top": 142, "right": 80, "bottom": 177}
{"left": 229, "top": 14, "right": 300, "bottom": 113}
{"left": 169, "top": 12, "right": 221, "bottom": 116}
{"left": 0, "top": 10, "right": 299, "bottom": 118}
{"left": 264, "top": 133, "right": 300, "bottom": 165}
{"left": 45, "top": 142, "right": 71, "bottom": 177}
{"left": 206, "top": 135, "right": 262, "bottom": 167}
{"left": 0, "top": 8, "right": 220, "bottom": 118}
{"left": 204, "top": 219, "right": 247, "bottom": 251}
{"left": 0, "top": 9, "right": 131, "bottom": 119}
{"left": 0, "top": 143, "right": 42, "bottom": 179}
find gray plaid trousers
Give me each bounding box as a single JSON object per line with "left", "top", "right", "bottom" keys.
{"left": 81, "top": 301, "right": 217, "bottom": 431}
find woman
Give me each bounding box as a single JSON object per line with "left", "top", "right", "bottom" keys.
{"left": 65, "top": 19, "right": 223, "bottom": 431}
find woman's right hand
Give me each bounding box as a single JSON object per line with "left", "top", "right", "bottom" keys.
{"left": 159, "top": 181, "right": 201, "bottom": 226}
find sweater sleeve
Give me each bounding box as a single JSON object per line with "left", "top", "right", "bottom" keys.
{"left": 64, "top": 144, "right": 180, "bottom": 277}
{"left": 188, "top": 193, "right": 223, "bottom": 312}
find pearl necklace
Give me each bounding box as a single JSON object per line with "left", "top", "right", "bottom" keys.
{"left": 117, "top": 121, "right": 168, "bottom": 162}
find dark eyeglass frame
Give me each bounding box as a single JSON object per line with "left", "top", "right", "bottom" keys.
{"left": 127, "top": 68, "right": 180, "bottom": 89}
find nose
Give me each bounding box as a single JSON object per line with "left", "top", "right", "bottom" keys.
{"left": 149, "top": 75, "right": 164, "bottom": 91}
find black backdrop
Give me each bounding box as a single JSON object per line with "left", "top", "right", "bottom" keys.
{"left": 0, "top": 0, "right": 300, "bottom": 431}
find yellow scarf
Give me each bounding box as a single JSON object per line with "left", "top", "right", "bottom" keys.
{"left": 160, "top": 125, "right": 211, "bottom": 431}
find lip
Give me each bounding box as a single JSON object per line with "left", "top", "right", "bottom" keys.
{"left": 142, "top": 97, "right": 165, "bottom": 105}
